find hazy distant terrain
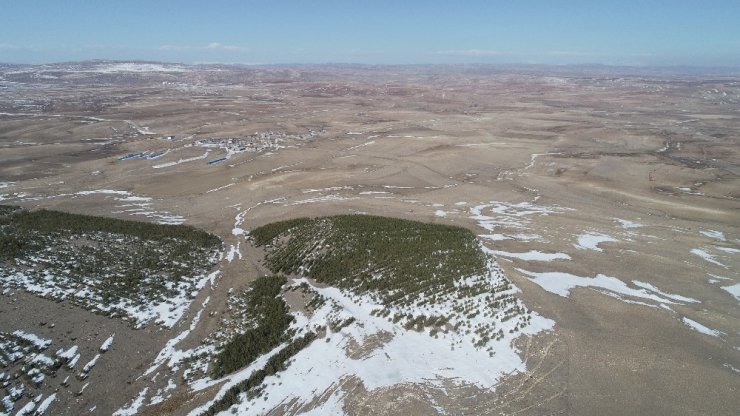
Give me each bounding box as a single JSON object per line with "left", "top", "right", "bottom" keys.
{"left": 0, "top": 61, "right": 738, "bottom": 415}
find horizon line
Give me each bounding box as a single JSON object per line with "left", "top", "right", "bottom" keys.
{"left": 3, "top": 58, "right": 740, "bottom": 71}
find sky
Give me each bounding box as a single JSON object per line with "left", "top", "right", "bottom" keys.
{"left": 1, "top": 0, "right": 739, "bottom": 67}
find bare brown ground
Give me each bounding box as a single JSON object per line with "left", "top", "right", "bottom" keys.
{"left": 1, "top": 64, "right": 738, "bottom": 415}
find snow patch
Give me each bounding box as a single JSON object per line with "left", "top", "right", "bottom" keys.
{"left": 113, "top": 387, "right": 149, "bottom": 416}
{"left": 479, "top": 233, "right": 511, "bottom": 241}
{"left": 517, "top": 269, "right": 698, "bottom": 306}
{"left": 81, "top": 354, "right": 101, "bottom": 374}
{"left": 681, "top": 317, "right": 724, "bottom": 337}
{"left": 36, "top": 393, "right": 56, "bottom": 415}
{"left": 574, "top": 232, "right": 618, "bottom": 252}
{"left": 225, "top": 243, "right": 242, "bottom": 262}
{"left": 720, "top": 283, "right": 740, "bottom": 302}
{"left": 303, "top": 186, "right": 353, "bottom": 194}
{"left": 287, "top": 194, "right": 359, "bottom": 206}
{"left": 615, "top": 218, "right": 643, "bottom": 229}
{"left": 699, "top": 230, "right": 725, "bottom": 241}
{"left": 206, "top": 183, "right": 235, "bottom": 193}
{"left": 492, "top": 250, "right": 570, "bottom": 262}
{"left": 12, "top": 331, "right": 51, "bottom": 350}
{"left": 56, "top": 345, "right": 78, "bottom": 361}
{"left": 222, "top": 276, "right": 554, "bottom": 415}
{"left": 143, "top": 297, "right": 210, "bottom": 377}
{"left": 716, "top": 247, "right": 740, "bottom": 254}
{"left": 100, "top": 335, "right": 115, "bottom": 352}
{"left": 470, "top": 200, "right": 566, "bottom": 232}
{"left": 691, "top": 248, "right": 727, "bottom": 268}
{"left": 346, "top": 140, "right": 375, "bottom": 151}
{"left": 15, "top": 400, "right": 35, "bottom": 415}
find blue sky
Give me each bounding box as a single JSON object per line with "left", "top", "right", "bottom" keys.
{"left": 1, "top": 1, "right": 739, "bottom": 66}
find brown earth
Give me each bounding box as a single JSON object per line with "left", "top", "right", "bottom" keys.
{"left": 0, "top": 63, "right": 738, "bottom": 415}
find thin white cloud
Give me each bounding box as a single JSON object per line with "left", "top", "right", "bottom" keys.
{"left": 0, "top": 43, "right": 21, "bottom": 49}
{"left": 207, "top": 42, "right": 249, "bottom": 52}
{"left": 545, "top": 50, "right": 588, "bottom": 56}
{"left": 159, "top": 44, "right": 189, "bottom": 51}
{"left": 160, "top": 42, "right": 250, "bottom": 52}
{"left": 435, "top": 49, "right": 504, "bottom": 56}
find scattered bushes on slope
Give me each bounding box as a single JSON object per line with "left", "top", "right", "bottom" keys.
{"left": 251, "top": 215, "right": 488, "bottom": 306}
{"left": 211, "top": 276, "right": 293, "bottom": 378}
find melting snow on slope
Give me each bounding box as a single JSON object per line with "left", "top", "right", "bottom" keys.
{"left": 230, "top": 197, "right": 286, "bottom": 236}
{"left": 573, "top": 232, "right": 618, "bottom": 252}
{"left": 143, "top": 297, "right": 211, "bottom": 377}
{"left": 303, "top": 186, "right": 354, "bottom": 194}
{"left": 150, "top": 378, "right": 178, "bottom": 405}
{"left": 73, "top": 189, "right": 185, "bottom": 225}
{"left": 721, "top": 283, "right": 740, "bottom": 302}
{"left": 690, "top": 248, "right": 727, "bottom": 268}
{"left": 681, "top": 317, "right": 724, "bottom": 337}
{"left": 56, "top": 345, "right": 78, "bottom": 362}
{"left": 190, "top": 244, "right": 555, "bottom": 415}
{"left": 12, "top": 331, "right": 52, "bottom": 349}
{"left": 287, "top": 194, "right": 359, "bottom": 206}
{"left": 225, "top": 243, "right": 242, "bottom": 262}
{"left": 358, "top": 191, "right": 389, "bottom": 195}
{"left": 6, "top": 265, "right": 210, "bottom": 329}
{"left": 631, "top": 281, "right": 698, "bottom": 303}
{"left": 74, "top": 189, "right": 130, "bottom": 197}
{"left": 188, "top": 345, "right": 286, "bottom": 415}
{"left": 113, "top": 387, "right": 149, "bottom": 416}
{"left": 492, "top": 250, "right": 570, "bottom": 262}
{"left": 223, "top": 276, "right": 554, "bottom": 415}
{"left": 35, "top": 393, "right": 56, "bottom": 415}
{"left": 615, "top": 218, "right": 643, "bottom": 229}
{"left": 15, "top": 400, "right": 35, "bottom": 415}
{"left": 206, "top": 183, "right": 235, "bottom": 193}
{"left": 480, "top": 233, "right": 511, "bottom": 241}
{"left": 346, "top": 140, "right": 375, "bottom": 151}
{"left": 699, "top": 230, "right": 726, "bottom": 242}
{"left": 471, "top": 201, "right": 565, "bottom": 231}
{"left": 716, "top": 247, "right": 740, "bottom": 254}
{"left": 100, "top": 335, "right": 115, "bottom": 352}
{"left": 232, "top": 209, "right": 248, "bottom": 236}
{"left": 81, "top": 354, "right": 101, "bottom": 374}
{"left": 517, "top": 269, "right": 699, "bottom": 306}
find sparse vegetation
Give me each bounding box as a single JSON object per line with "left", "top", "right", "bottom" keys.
{"left": 204, "top": 332, "right": 317, "bottom": 416}
{"left": 5, "top": 207, "right": 219, "bottom": 246}
{"left": 211, "top": 276, "right": 294, "bottom": 378}
{"left": 251, "top": 214, "right": 532, "bottom": 348}
{"left": 252, "top": 215, "right": 488, "bottom": 306}
{"left": 0, "top": 206, "right": 221, "bottom": 326}
{"left": 181, "top": 276, "right": 319, "bottom": 408}
{"left": 0, "top": 205, "right": 21, "bottom": 217}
